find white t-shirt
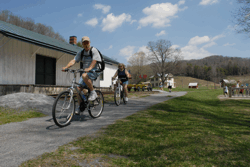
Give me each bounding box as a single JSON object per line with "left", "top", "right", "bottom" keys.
{"left": 74, "top": 47, "right": 101, "bottom": 69}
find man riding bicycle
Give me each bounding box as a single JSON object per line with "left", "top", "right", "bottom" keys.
{"left": 112, "top": 63, "right": 131, "bottom": 102}
{"left": 62, "top": 36, "right": 101, "bottom": 114}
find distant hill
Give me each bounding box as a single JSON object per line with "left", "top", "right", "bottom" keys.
{"left": 181, "top": 55, "right": 250, "bottom": 67}
{"left": 174, "top": 76, "right": 219, "bottom": 88}
{"left": 226, "top": 74, "right": 250, "bottom": 85}
{"left": 174, "top": 55, "right": 250, "bottom": 83}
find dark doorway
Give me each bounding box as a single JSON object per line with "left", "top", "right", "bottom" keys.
{"left": 35, "top": 55, "right": 56, "bottom": 85}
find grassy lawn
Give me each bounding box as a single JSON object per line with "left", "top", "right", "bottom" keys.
{"left": 21, "top": 88, "right": 250, "bottom": 166}
{"left": 0, "top": 107, "right": 46, "bottom": 125}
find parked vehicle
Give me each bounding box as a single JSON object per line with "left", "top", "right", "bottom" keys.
{"left": 141, "top": 82, "right": 152, "bottom": 91}
{"left": 127, "top": 82, "right": 152, "bottom": 92}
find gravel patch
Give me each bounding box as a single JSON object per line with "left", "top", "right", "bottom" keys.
{"left": 0, "top": 92, "right": 55, "bottom": 115}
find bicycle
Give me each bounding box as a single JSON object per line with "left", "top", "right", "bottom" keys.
{"left": 52, "top": 69, "right": 104, "bottom": 127}
{"left": 112, "top": 78, "right": 127, "bottom": 106}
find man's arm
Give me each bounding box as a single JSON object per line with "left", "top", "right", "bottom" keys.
{"left": 62, "top": 59, "right": 76, "bottom": 71}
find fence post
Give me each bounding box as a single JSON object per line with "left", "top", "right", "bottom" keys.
{"left": 229, "top": 86, "right": 232, "bottom": 98}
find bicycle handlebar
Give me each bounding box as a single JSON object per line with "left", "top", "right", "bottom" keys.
{"left": 64, "top": 69, "right": 101, "bottom": 73}
{"left": 112, "top": 77, "right": 128, "bottom": 80}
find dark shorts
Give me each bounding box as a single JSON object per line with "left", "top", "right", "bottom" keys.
{"left": 168, "top": 86, "right": 172, "bottom": 89}
{"left": 122, "top": 80, "right": 128, "bottom": 85}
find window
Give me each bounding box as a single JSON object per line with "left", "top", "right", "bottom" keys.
{"left": 99, "top": 72, "right": 104, "bottom": 81}
{"left": 35, "top": 55, "right": 56, "bottom": 85}
{"left": 152, "top": 84, "right": 154, "bottom": 87}
{"left": 156, "top": 78, "right": 158, "bottom": 81}
{"left": 156, "top": 83, "right": 158, "bottom": 86}
{"left": 151, "top": 78, "right": 154, "bottom": 82}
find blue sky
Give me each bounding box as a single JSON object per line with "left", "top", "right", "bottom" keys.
{"left": 1, "top": 0, "right": 249, "bottom": 64}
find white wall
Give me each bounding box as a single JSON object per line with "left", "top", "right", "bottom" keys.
{"left": 0, "top": 35, "right": 80, "bottom": 86}
{"left": 100, "top": 63, "right": 118, "bottom": 87}
{"left": 0, "top": 35, "right": 118, "bottom": 87}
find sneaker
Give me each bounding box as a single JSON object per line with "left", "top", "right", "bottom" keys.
{"left": 75, "top": 107, "right": 81, "bottom": 115}
{"left": 125, "top": 97, "right": 128, "bottom": 101}
{"left": 88, "top": 91, "right": 97, "bottom": 101}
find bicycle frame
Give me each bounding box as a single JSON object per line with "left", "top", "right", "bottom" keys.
{"left": 64, "top": 69, "right": 92, "bottom": 107}
{"left": 52, "top": 68, "right": 104, "bottom": 127}
{"left": 112, "top": 77, "right": 128, "bottom": 106}
{"left": 112, "top": 78, "right": 124, "bottom": 96}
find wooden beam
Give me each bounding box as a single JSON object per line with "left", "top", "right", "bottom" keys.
{"left": 0, "top": 35, "right": 5, "bottom": 41}
{"left": 57, "top": 53, "right": 67, "bottom": 62}
{"left": 0, "top": 37, "right": 11, "bottom": 50}
{"left": 31, "top": 47, "right": 41, "bottom": 57}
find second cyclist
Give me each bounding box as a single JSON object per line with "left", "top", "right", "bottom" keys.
{"left": 112, "top": 63, "right": 131, "bottom": 102}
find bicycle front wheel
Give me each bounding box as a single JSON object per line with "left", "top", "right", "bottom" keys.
{"left": 88, "top": 90, "right": 104, "bottom": 118}
{"left": 114, "top": 88, "right": 121, "bottom": 106}
{"left": 52, "top": 91, "right": 75, "bottom": 127}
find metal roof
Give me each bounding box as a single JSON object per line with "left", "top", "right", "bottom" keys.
{"left": 188, "top": 83, "right": 198, "bottom": 86}
{"left": 0, "top": 20, "right": 119, "bottom": 65}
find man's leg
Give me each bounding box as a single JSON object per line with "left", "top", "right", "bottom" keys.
{"left": 82, "top": 73, "right": 94, "bottom": 91}
{"left": 76, "top": 86, "right": 83, "bottom": 105}
{"left": 75, "top": 76, "right": 85, "bottom": 115}
{"left": 82, "top": 72, "right": 97, "bottom": 101}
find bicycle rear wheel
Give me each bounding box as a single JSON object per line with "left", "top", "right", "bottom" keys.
{"left": 52, "top": 91, "right": 75, "bottom": 127}
{"left": 88, "top": 90, "right": 104, "bottom": 118}
{"left": 114, "top": 88, "right": 121, "bottom": 106}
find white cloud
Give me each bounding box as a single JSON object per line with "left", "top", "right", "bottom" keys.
{"left": 199, "top": 0, "right": 219, "bottom": 5}
{"left": 188, "top": 36, "right": 210, "bottom": 45}
{"left": 77, "top": 13, "right": 83, "bottom": 17}
{"left": 137, "top": 46, "right": 150, "bottom": 55}
{"left": 102, "top": 13, "right": 131, "bottom": 32}
{"left": 181, "top": 45, "right": 213, "bottom": 59}
{"left": 211, "top": 34, "right": 225, "bottom": 41}
{"left": 171, "top": 45, "right": 180, "bottom": 49}
{"left": 130, "top": 20, "right": 137, "bottom": 24}
{"left": 94, "top": 4, "right": 111, "bottom": 14}
{"left": 85, "top": 18, "right": 98, "bottom": 27}
{"left": 179, "top": 6, "right": 188, "bottom": 11}
{"left": 124, "top": 45, "right": 150, "bottom": 62}
{"left": 223, "top": 43, "right": 236, "bottom": 46}
{"left": 138, "top": 2, "right": 187, "bottom": 28}
{"left": 181, "top": 34, "right": 225, "bottom": 59}
{"left": 119, "top": 45, "right": 136, "bottom": 60}
{"left": 178, "top": 0, "right": 186, "bottom": 5}
{"left": 108, "top": 45, "right": 113, "bottom": 49}
{"left": 202, "top": 41, "right": 216, "bottom": 48}
{"left": 156, "top": 30, "right": 166, "bottom": 37}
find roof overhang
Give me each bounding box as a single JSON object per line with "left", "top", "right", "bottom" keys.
{"left": 0, "top": 30, "right": 76, "bottom": 55}
{"left": 0, "top": 31, "right": 119, "bottom": 65}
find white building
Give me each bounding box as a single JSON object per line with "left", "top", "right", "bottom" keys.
{"left": 149, "top": 73, "right": 175, "bottom": 88}
{"left": 0, "top": 20, "right": 119, "bottom": 89}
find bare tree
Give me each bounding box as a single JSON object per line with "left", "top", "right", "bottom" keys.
{"left": 77, "top": 41, "right": 83, "bottom": 48}
{"left": 0, "top": 10, "right": 11, "bottom": 22}
{"left": 147, "top": 39, "right": 182, "bottom": 87}
{"left": 0, "top": 10, "right": 66, "bottom": 42}
{"left": 233, "top": 0, "right": 250, "bottom": 38}
{"left": 22, "top": 18, "right": 36, "bottom": 31}
{"left": 128, "top": 51, "right": 149, "bottom": 84}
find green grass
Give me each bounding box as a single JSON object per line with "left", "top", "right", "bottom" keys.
{"left": 0, "top": 107, "right": 46, "bottom": 125}
{"left": 21, "top": 88, "right": 250, "bottom": 166}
